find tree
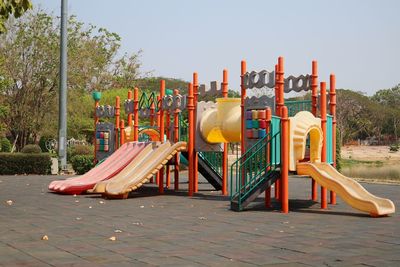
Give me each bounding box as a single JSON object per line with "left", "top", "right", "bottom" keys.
{"left": 336, "top": 89, "right": 382, "bottom": 144}
{"left": 0, "top": 0, "right": 32, "bottom": 33}
{"left": 0, "top": 9, "right": 143, "bottom": 150}
{"left": 372, "top": 84, "right": 400, "bottom": 141}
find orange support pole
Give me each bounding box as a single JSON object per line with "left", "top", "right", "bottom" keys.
{"left": 159, "top": 81, "right": 166, "bottom": 194}
{"left": 275, "top": 57, "right": 285, "bottom": 200}
{"left": 188, "top": 83, "right": 195, "bottom": 196}
{"left": 120, "top": 120, "right": 125, "bottom": 146}
{"left": 240, "top": 60, "right": 247, "bottom": 156}
{"left": 115, "top": 96, "right": 120, "bottom": 149}
{"left": 281, "top": 106, "right": 289, "bottom": 213}
{"left": 320, "top": 81, "right": 328, "bottom": 209}
{"left": 265, "top": 107, "right": 272, "bottom": 208}
{"left": 240, "top": 61, "right": 247, "bottom": 187}
{"left": 94, "top": 99, "right": 99, "bottom": 162}
{"left": 155, "top": 95, "right": 161, "bottom": 185}
{"left": 150, "top": 100, "right": 155, "bottom": 126}
{"left": 133, "top": 88, "right": 139, "bottom": 141}
{"left": 165, "top": 108, "right": 171, "bottom": 188}
{"left": 221, "top": 69, "right": 229, "bottom": 196}
{"left": 193, "top": 73, "right": 199, "bottom": 193}
{"left": 311, "top": 61, "right": 318, "bottom": 201}
{"left": 127, "top": 90, "right": 133, "bottom": 127}
{"left": 274, "top": 64, "right": 279, "bottom": 114}
{"left": 174, "top": 89, "right": 180, "bottom": 190}
{"left": 277, "top": 57, "right": 285, "bottom": 115}
{"left": 329, "top": 74, "right": 337, "bottom": 205}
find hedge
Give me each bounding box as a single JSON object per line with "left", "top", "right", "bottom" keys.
{"left": 70, "top": 155, "right": 94, "bottom": 175}
{"left": 0, "top": 153, "right": 52, "bottom": 175}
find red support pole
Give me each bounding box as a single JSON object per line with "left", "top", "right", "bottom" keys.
{"left": 275, "top": 57, "right": 285, "bottom": 200}
{"left": 174, "top": 89, "right": 180, "bottom": 190}
{"left": 159, "top": 81, "right": 166, "bottom": 194}
{"left": 329, "top": 74, "right": 337, "bottom": 205}
{"left": 120, "top": 120, "right": 125, "bottom": 146}
{"left": 221, "top": 69, "right": 229, "bottom": 196}
{"left": 311, "top": 61, "right": 318, "bottom": 201}
{"left": 320, "top": 81, "right": 327, "bottom": 209}
{"left": 240, "top": 60, "right": 247, "bottom": 156}
{"left": 94, "top": 99, "right": 99, "bottom": 162}
{"left": 281, "top": 106, "right": 289, "bottom": 213}
{"left": 193, "top": 73, "right": 199, "bottom": 193}
{"left": 115, "top": 96, "right": 120, "bottom": 149}
{"left": 166, "top": 108, "right": 171, "bottom": 188}
{"left": 133, "top": 88, "right": 139, "bottom": 142}
{"left": 127, "top": 90, "right": 133, "bottom": 127}
{"left": 265, "top": 107, "right": 272, "bottom": 208}
{"left": 188, "top": 83, "right": 195, "bottom": 196}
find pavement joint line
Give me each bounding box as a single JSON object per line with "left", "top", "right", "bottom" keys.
{"left": 3, "top": 241, "right": 54, "bottom": 267}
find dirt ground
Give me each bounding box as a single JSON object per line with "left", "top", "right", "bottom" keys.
{"left": 341, "top": 145, "right": 400, "bottom": 162}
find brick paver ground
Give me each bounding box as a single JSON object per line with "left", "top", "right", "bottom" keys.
{"left": 0, "top": 172, "right": 399, "bottom": 266}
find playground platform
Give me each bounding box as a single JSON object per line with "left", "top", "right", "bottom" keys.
{"left": 1, "top": 173, "right": 399, "bottom": 266}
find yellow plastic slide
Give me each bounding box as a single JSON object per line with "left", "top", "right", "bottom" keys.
{"left": 90, "top": 141, "right": 187, "bottom": 198}
{"left": 297, "top": 162, "right": 395, "bottom": 216}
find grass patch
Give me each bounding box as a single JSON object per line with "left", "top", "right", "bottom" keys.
{"left": 341, "top": 158, "right": 384, "bottom": 167}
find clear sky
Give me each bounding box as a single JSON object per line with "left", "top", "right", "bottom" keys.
{"left": 32, "top": 0, "right": 400, "bottom": 95}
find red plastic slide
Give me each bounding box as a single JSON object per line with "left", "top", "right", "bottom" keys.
{"left": 48, "top": 142, "right": 148, "bottom": 195}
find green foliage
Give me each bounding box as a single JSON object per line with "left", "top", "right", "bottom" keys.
{"left": 336, "top": 128, "right": 342, "bottom": 171}
{"left": 389, "top": 143, "right": 399, "bottom": 152}
{"left": 0, "top": 0, "right": 32, "bottom": 33}
{"left": 335, "top": 84, "right": 400, "bottom": 145}
{"left": 0, "top": 9, "right": 143, "bottom": 149}
{"left": 0, "top": 153, "right": 51, "bottom": 174}
{"left": 21, "top": 144, "right": 42, "bottom": 153}
{"left": 70, "top": 155, "right": 94, "bottom": 175}
{"left": 0, "top": 137, "right": 11, "bottom": 152}
{"left": 67, "top": 144, "right": 93, "bottom": 161}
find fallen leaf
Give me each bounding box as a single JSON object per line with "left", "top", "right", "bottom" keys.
{"left": 109, "top": 236, "right": 116, "bottom": 241}
{"left": 6, "top": 200, "right": 13, "bottom": 205}
{"left": 41, "top": 235, "right": 49, "bottom": 240}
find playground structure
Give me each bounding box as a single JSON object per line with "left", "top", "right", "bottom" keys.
{"left": 48, "top": 57, "right": 395, "bottom": 217}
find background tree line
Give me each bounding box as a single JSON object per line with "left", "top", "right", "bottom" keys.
{"left": 0, "top": 8, "right": 398, "bottom": 151}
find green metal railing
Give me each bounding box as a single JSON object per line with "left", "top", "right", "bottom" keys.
{"left": 230, "top": 131, "right": 280, "bottom": 209}
{"left": 286, "top": 100, "right": 312, "bottom": 116}
{"left": 327, "top": 115, "right": 334, "bottom": 164}
{"left": 198, "top": 151, "right": 223, "bottom": 177}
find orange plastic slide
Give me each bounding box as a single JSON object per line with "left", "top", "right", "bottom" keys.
{"left": 90, "top": 141, "right": 187, "bottom": 198}
{"left": 297, "top": 162, "right": 395, "bottom": 216}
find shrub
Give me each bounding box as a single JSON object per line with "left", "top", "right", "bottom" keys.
{"left": 39, "top": 136, "right": 54, "bottom": 153}
{"left": 0, "top": 153, "right": 51, "bottom": 174}
{"left": 67, "top": 145, "right": 93, "bottom": 161}
{"left": 70, "top": 155, "right": 94, "bottom": 175}
{"left": 389, "top": 143, "right": 399, "bottom": 152}
{"left": 21, "top": 144, "right": 42, "bottom": 153}
{"left": 0, "top": 138, "right": 12, "bottom": 152}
